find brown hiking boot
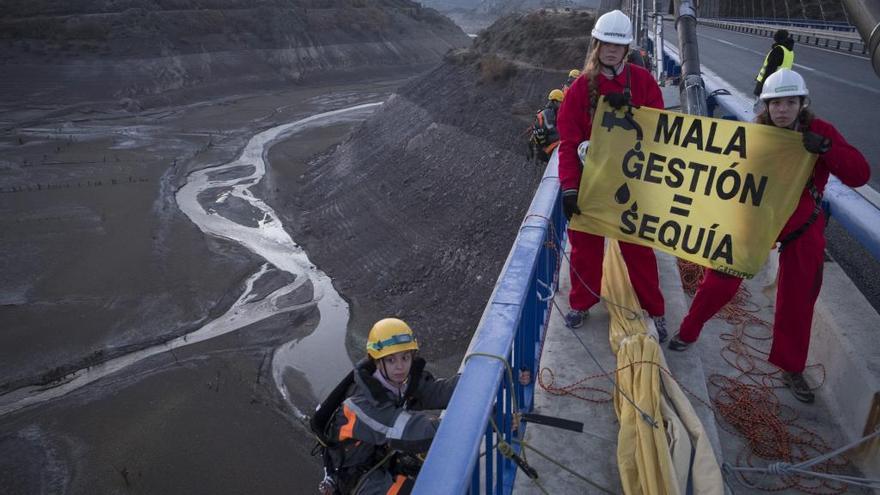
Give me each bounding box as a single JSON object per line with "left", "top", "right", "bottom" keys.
{"left": 781, "top": 371, "right": 815, "bottom": 403}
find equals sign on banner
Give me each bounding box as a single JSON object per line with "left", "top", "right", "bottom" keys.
{"left": 670, "top": 194, "right": 692, "bottom": 217}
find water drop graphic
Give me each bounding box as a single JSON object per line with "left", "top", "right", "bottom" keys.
{"left": 615, "top": 183, "right": 630, "bottom": 204}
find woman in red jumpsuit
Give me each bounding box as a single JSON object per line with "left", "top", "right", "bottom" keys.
{"left": 667, "top": 69, "right": 870, "bottom": 403}
{"left": 557, "top": 9, "right": 667, "bottom": 338}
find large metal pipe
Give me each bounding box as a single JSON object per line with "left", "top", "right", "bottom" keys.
{"left": 635, "top": 0, "right": 644, "bottom": 46}
{"left": 842, "top": 0, "right": 880, "bottom": 77}
{"left": 598, "top": 0, "right": 623, "bottom": 16}
{"left": 675, "top": 0, "right": 708, "bottom": 115}
{"left": 653, "top": 0, "right": 664, "bottom": 80}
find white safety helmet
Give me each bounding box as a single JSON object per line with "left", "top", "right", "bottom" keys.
{"left": 760, "top": 68, "right": 809, "bottom": 101}
{"left": 591, "top": 10, "right": 633, "bottom": 45}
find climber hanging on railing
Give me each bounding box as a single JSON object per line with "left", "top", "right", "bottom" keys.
{"left": 310, "top": 318, "right": 458, "bottom": 494}
{"left": 668, "top": 69, "right": 870, "bottom": 404}
{"left": 556, "top": 9, "right": 668, "bottom": 340}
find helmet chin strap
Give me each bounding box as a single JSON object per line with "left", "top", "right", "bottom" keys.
{"left": 379, "top": 360, "right": 391, "bottom": 382}
{"left": 379, "top": 358, "right": 408, "bottom": 387}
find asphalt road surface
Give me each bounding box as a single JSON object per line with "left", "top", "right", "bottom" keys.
{"left": 662, "top": 21, "right": 880, "bottom": 314}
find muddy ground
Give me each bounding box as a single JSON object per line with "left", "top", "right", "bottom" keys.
{"left": 0, "top": 72, "right": 420, "bottom": 494}
{"left": 0, "top": 7, "right": 590, "bottom": 492}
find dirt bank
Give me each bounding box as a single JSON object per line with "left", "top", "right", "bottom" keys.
{"left": 0, "top": 73, "right": 415, "bottom": 495}
{"left": 265, "top": 64, "right": 580, "bottom": 376}
{"left": 0, "top": 0, "right": 470, "bottom": 111}
{"left": 260, "top": 8, "right": 596, "bottom": 376}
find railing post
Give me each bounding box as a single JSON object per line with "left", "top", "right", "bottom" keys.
{"left": 414, "top": 157, "right": 563, "bottom": 494}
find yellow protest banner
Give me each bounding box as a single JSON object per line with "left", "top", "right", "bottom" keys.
{"left": 569, "top": 100, "right": 816, "bottom": 278}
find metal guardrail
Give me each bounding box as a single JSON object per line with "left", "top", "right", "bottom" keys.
{"left": 719, "top": 17, "right": 857, "bottom": 32}
{"left": 698, "top": 18, "right": 867, "bottom": 54}
{"left": 413, "top": 156, "right": 566, "bottom": 494}
{"left": 418, "top": 33, "right": 879, "bottom": 493}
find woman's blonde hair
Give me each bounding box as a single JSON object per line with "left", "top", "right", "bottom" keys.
{"left": 580, "top": 39, "right": 604, "bottom": 117}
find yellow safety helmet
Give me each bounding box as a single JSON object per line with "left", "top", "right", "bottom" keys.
{"left": 548, "top": 89, "right": 564, "bottom": 102}
{"left": 568, "top": 69, "right": 580, "bottom": 79}
{"left": 366, "top": 318, "right": 419, "bottom": 360}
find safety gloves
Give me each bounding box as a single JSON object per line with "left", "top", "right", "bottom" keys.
{"left": 604, "top": 92, "right": 631, "bottom": 110}
{"left": 803, "top": 131, "right": 831, "bottom": 154}
{"left": 562, "top": 191, "right": 581, "bottom": 220}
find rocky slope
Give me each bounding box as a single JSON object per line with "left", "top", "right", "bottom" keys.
{"left": 422, "top": 0, "right": 598, "bottom": 33}
{"left": 473, "top": 8, "right": 594, "bottom": 69}
{"left": 0, "top": 0, "right": 470, "bottom": 108}
{"left": 476, "top": 0, "right": 599, "bottom": 16}
{"left": 266, "top": 8, "right": 596, "bottom": 371}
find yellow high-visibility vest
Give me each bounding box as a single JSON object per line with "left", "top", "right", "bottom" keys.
{"left": 756, "top": 45, "right": 794, "bottom": 82}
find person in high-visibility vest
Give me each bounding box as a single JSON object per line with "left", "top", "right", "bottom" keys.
{"left": 753, "top": 29, "right": 795, "bottom": 97}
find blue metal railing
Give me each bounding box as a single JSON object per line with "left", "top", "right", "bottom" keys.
{"left": 697, "top": 17, "right": 866, "bottom": 54}
{"left": 413, "top": 155, "right": 566, "bottom": 494}
{"left": 418, "top": 36, "right": 880, "bottom": 493}
{"left": 718, "top": 17, "right": 856, "bottom": 32}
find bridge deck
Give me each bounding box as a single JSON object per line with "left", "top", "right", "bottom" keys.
{"left": 513, "top": 241, "right": 880, "bottom": 493}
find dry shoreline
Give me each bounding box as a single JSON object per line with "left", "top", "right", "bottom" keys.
{"left": 0, "top": 72, "right": 418, "bottom": 494}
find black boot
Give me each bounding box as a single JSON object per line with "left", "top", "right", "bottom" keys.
{"left": 781, "top": 371, "right": 815, "bottom": 403}
{"left": 667, "top": 333, "right": 692, "bottom": 352}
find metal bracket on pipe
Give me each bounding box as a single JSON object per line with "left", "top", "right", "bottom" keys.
{"left": 677, "top": 2, "right": 696, "bottom": 20}
{"left": 682, "top": 74, "right": 709, "bottom": 116}
{"left": 683, "top": 73, "right": 704, "bottom": 91}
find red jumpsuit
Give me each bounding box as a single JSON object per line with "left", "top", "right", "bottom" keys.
{"left": 557, "top": 64, "right": 666, "bottom": 316}
{"left": 678, "top": 118, "right": 870, "bottom": 373}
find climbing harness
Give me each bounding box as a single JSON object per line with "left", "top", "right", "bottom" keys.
{"left": 778, "top": 178, "right": 823, "bottom": 253}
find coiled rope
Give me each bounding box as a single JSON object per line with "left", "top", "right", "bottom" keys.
{"left": 677, "top": 259, "right": 877, "bottom": 494}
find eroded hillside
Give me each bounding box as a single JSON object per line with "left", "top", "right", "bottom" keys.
{"left": 265, "top": 9, "right": 597, "bottom": 371}
{"left": 0, "top": 0, "right": 470, "bottom": 108}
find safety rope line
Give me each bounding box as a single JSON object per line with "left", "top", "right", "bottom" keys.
{"left": 465, "top": 352, "right": 615, "bottom": 494}
{"left": 537, "top": 366, "right": 613, "bottom": 403}
{"left": 517, "top": 199, "right": 873, "bottom": 492}
{"left": 523, "top": 213, "right": 643, "bottom": 320}
{"left": 560, "top": 240, "right": 642, "bottom": 320}
{"left": 548, "top": 295, "right": 660, "bottom": 429}
{"left": 513, "top": 437, "right": 616, "bottom": 494}
{"left": 540, "top": 352, "right": 880, "bottom": 492}
{"left": 517, "top": 213, "right": 657, "bottom": 427}
{"left": 677, "top": 259, "right": 865, "bottom": 494}
{"left": 351, "top": 450, "right": 396, "bottom": 494}
{"left": 722, "top": 426, "right": 880, "bottom": 490}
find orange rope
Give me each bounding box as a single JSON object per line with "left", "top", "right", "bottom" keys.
{"left": 677, "top": 259, "right": 848, "bottom": 494}
{"left": 538, "top": 366, "right": 613, "bottom": 403}
{"left": 538, "top": 248, "right": 854, "bottom": 492}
